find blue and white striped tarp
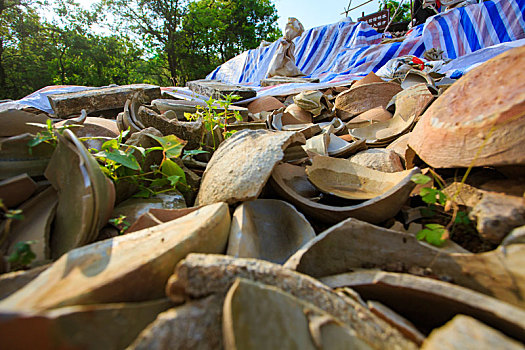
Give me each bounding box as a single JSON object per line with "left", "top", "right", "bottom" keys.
{"left": 207, "top": 0, "right": 525, "bottom": 89}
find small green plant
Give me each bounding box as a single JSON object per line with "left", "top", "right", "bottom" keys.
{"left": 411, "top": 172, "right": 471, "bottom": 247}
{"left": 185, "top": 94, "right": 243, "bottom": 150}
{"left": 0, "top": 199, "right": 24, "bottom": 247}
{"left": 109, "top": 215, "right": 130, "bottom": 235}
{"left": 26, "top": 119, "right": 82, "bottom": 154}
{"left": 8, "top": 241, "right": 36, "bottom": 269}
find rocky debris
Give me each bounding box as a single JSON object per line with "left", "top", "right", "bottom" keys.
{"left": 47, "top": 84, "right": 161, "bottom": 119}
{"left": 195, "top": 129, "right": 305, "bottom": 206}
{"left": 260, "top": 76, "right": 320, "bottom": 87}
{"left": 348, "top": 149, "right": 404, "bottom": 172}
{"left": 322, "top": 270, "right": 525, "bottom": 342}
{"left": 0, "top": 299, "right": 172, "bottom": 350}
{"left": 0, "top": 203, "right": 230, "bottom": 311}
{"left": 227, "top": 199, "right": 315, "bottom": 264}
{"left": 186, "top": 79, "right": 256, "bottom": 101}
{"left": 408, "top": 46, "right": 525, "bottom": 168}
{"left": 421, "top": 315, "right": 525, "bottom": 350}
{"left": 166, "top": 253, "right": 418, "bottom": 350}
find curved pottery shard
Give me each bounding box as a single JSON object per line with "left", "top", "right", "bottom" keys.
{"left": 167, "top": 254, "right": 418, "bottom": 350}
{"left": 408, "top": 46, "right": 525, "bottom": 168}
{"left": 284, "top": 217, "right": 525, "bottom": 309}
{"left": 346, "top": 106, "right": 393, "bottom": 129}
{"left": 321, "top": 271, "right": 525, "bottom": 343}
{"left": 227, "top": 199, "right": 315, "bottom": 264}
{"left": 56, "top": 116, "right": 119, "bottom": 151}
{"left": 0, "top": 203, "right": 230, "bottom": 312}
{"left": 45, "top": 129, "right": 115, "bottom": 258}
{"left": 223, "top": 278, "right": 372, "bottom": 350}
{"left": 306, "top": 156, "right": 414, "bottom": 200}
{"left": 196, "top": 130, "right": 305, "bottom": 206}
{"left": 270, "top": 162, "right": 419, "bottom": 224}
{"left": 0, "top": 299, "right": 172, "bottom": 350}
{"left": 350, "top": 84, "right": 433, "bottom": 146}
{"left": 335, "top": 82, "right": 402, "bottom": 121}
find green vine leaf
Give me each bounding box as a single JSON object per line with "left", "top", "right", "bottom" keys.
{"left": 148, "top": 134, "right": 187, "bottom": 159}
{"left": 416, "top": 224, "right": 448, "bottom": 246}
{"left": 95, "top": 149, "right": 141, "bottom": 170}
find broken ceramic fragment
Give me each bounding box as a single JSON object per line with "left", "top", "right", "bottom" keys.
{"left": 350, "top": 84, "right": 433, "bottom": 146}
{"left": 0, "top": 109, "right": 49, "bottom": 137}
{"left": 0, "top": 173, "right": 37, "bottom": 208}
{"left": 0, "top": 265, "right": 48, "bottom": 301}
{"left": 306, "top": 156, "right": 415, "bottom": 200}
{"left": 127, "top": 207, "right": 202, "bottom": 233}
{"left": 350, "top": 71, "right": 384, "bottom": 90}
{"left": 270, "top": 162, "right": 419, "bottom": 224}
{"left": 322, "top": 270, "right": 525, "bottom": 342}
{"left": 335, "top": 82, "right": 402, "bottom": 121}
{"left": 284, "top": 217, "right": 525, "bottom": 308}
{"left": 0, "top": 202, "right": 230, "bottom": 312}
{"left": 0, "top": 133, "right": 54, "bottom": 180}
{"left": 129, "top": 295, "right": 223, "bottom": 350}
{"left": 293, "top": 90, "right": 329, "bottom": 117}
{"left": 348, "top": 149, "right": 404, "bottom": 172}
{"left": 186, "top": 79, "right": 256, "bottom": 101}
{"left": 247, "top": 96, "right": 285, "bottom": 114}
{"left": 327, "top": 134, "right": 365, "bottom": 157}
{"left": 346, "top": 106, "right": 393, "bottom": 129}
{"left": 421, "top": 315, "right": 525, "bottom": 350}
{"left": 56, "top": 116, "right": 119, "bottom": 151}
{"left": 408, "top": 46, "right": 525, "bottom": 168}
{"left": 4, "top": 186, "right": 57, "bottom": 265}
{"left": 223, "top": 278, "right": 372, "bottom": 350}
{"left": 166, "top": 253, "right": 417, "bottom": 350}
{"left": 44, "top": 130, "right": 115, "bottom": 258}
{"left": 195, "top": 130, "right": 305, "bottom": 206}
{"left": 283, "top": 103, "right": 313, "bottom": 123}
{"left": 0, "top": 299, "right": 172, "bottom": 350}
{"left": 227, "top": 199, "right": 315, "bottom": 264}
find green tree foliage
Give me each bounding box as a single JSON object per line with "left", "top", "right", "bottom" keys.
{"left": 379, "top": 0, "right": 411, "bottom": 23}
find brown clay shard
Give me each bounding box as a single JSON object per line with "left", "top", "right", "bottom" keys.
{"left": 166, "top": 253, "right": 418, "bottom": 350}
{"left": 0, "top": 173, "right": 37, "bottom": 208}
{"left": 0, "top": 133, "right": 54, "bottom": 180}
{"left": 350, "top": 71, "right": 384, "bottom": 90}
{"left": 421, "top": 315, "right": 525, "bottom": 350}
{"left": 335, "top": 82, "right": 402, "bottom": 121}
{"left": 270, "top": 162, "right": 419, "bottom": 224}
{"left": 284, "top": 218, "right": 525, "bottom": 308}
{"left": 129, "top": 295, "right": 224, "bottom": 350}
{"left": 44, "top": 130, "right": 115, "bottom": 258}
{"left": 195, "top": 130, "right": 305, "bottom": 206}
{"left": 306, "top": 156, "right": 414, "bottom": 200}
{"left": 346, "top": 106, "right": 393, "bottom": 129}
{"left": 126, "top": 207, "right": 202, "bottom": 233}
{"left": 0, "top": 203, "right": 230, "bottom": 312}
{"left": 223, "top": 278, "right": 372, "bottom": 350}
{"left": 0, "top": 109, "right": 50, "bottom": 137}
{"left": 348, "top": 149, "right": 404, "bottom": 172}
{"left": 408, "top": 46, "right": 525, "bottom": 168}
{"left": 322, "top": 270, "right": 525, "bottom": 342}
{"left": 247, "top": 96, "right": 285, "bottom": 114}
{"left": 227, "top": 199, "right": 315, "bottom": 264}
{"left": 0, "top": 299, "right": 172, "bottom": 350}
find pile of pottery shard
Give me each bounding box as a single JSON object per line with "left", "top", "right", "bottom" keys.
{"left": 1, "top": 45, "right": 525, "bottom": 349}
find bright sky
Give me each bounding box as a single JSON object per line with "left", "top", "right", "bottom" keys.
{"left": 274, "top": 0, "right": 381, "bottom": 30}
{"left": 73, "top": 0, "right": 382, "bottom": 31}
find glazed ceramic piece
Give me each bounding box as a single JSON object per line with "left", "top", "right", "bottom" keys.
{"left": 0, "top": 133, "right": 55, "bottom": 180}
{"left": 0, "top": 173, "right": 37, "bottom": 208}
{"left": 227, "top": 199, "right": 315, "bottom": 264}
{"left": 327, "top": 134, "right": 365, "bottom": 158}
{"left": 0, "top": 109, "right": 50, "bottom": 137}
{"left": 346, "top": 106, "right": 393, "bottom": 129}
{"left": 0, "top": 299, "right": 172, "bottom": 350}
{"left": 195, "top": 130, "right": 305, "bottom": 206}
{"left": 335, "top": 82, "right": 402, "bottom": 121}
{"left": 167, "top": 254, "right": 418, "bottom": 350}
{"left": 223, "top": 278, "right": 372, "bottom": 350}
{"left": 5, "top": 187, "right": 57, "bottom": 265}
{"left": 0, "top": 203, "right": 230, "bottom": 312}
{"left": 306, "top": 156, "right": 415, "bottom": 200}
{"left": 408, "top": 46, "right": 525, "bottom": 168}
{"left": 284, "top": 217, "right": 525, "bottom": 309}
{"left": 293, "top": 90, "right": 326, "bottom": 117}
{"left": 270, "top": 163, "right": 419, "bottom": 224}
{"left": 321, "top": 271, "right": 525, "bottom": 342}
{"left": 349, "top": 84, "right": 433, "bottom": 146}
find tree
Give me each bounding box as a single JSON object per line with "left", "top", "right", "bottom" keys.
{"left": 100, "top": 0, "right": 280, "bottom": 86}
{"left": 379, "top": 0, "right": 411, "bottom": 23}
